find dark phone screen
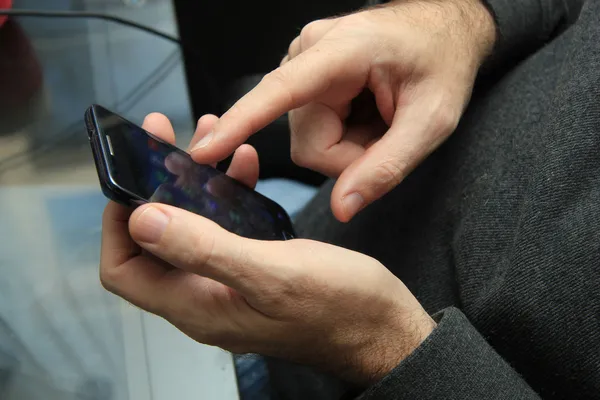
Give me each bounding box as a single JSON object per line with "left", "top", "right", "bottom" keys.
{"left": 93, "top": 106, "right": 293, "bottom": 241}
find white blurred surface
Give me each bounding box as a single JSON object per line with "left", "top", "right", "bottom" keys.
{"left": 0, "top": 0, "right": 239, "bottom": 398}
{"left": 0, "top": 186, "right": 239, "bottom": 400}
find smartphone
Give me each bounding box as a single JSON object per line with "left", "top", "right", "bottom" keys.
{"left": 85, "top": 105, "right": 295, "bottom": 241}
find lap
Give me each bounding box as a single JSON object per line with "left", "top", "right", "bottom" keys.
{"left": 266, "top": 156, "right": 460, "bottom": 399}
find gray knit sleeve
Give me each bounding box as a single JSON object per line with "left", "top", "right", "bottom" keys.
{"left": 355, "top": 307, "right": 540, "bottom": 400}
{"left": 480, "top": 0, "right": 582, "bottom": 73}
{"left": 370, "top": 0, "right": 581, "bottom": 73}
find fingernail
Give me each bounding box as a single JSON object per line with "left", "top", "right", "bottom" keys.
{"left": 341, "top": 192, "right": 365, "bottom": 218}
{"left": 135, "top": 207, "right": 170, "bottom": 243}
{"left": 191, "top": 131, "right": 214, "bottom": 152}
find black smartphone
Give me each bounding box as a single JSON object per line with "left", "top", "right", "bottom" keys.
{"left": 85, "top": 105, "right": 295, "bottom": 241}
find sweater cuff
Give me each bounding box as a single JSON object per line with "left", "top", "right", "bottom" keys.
{"left": 356, "top": 307, "right": 540, "bottom": 400}
{"left": 479, "top": 0, "right": 567, "bottom": 74}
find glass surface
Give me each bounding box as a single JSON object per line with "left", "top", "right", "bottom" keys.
{"left": 0, "top": 1, "right": 239, "bottom": 399}
{"left": 90, "top": 106, "right": 293, "bottom": 240}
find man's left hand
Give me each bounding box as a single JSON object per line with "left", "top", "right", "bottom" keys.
{"left": 100, "top": 113, "right": 435, "bottom": 385}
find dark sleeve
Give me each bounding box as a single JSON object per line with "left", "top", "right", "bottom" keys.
{"left": 480, "top": 0, "right": 583, "bottom": 73}
{"left": 373, "top": 0, "right": 582, "bottom": 73}
{"left": 352, "top": 307, "right": 540, "bottom": 400}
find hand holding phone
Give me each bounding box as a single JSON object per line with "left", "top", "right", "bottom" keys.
{"left": 85, "top": 105, "right": 295, "bottom": 241}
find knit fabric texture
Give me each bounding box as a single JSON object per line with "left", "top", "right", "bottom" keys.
{"left": 267, "top": 0, "right": 600, "bottom": 399}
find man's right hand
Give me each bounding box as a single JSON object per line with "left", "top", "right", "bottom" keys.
{"left": 190, "top": 0, "right": 496, "bottom": 222}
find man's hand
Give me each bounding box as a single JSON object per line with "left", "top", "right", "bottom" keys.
{"left": 101, "top": 114, "right": 435, "bottom": 385}
{"left": 189, "top": 0, "right": 496, "bottom": 222}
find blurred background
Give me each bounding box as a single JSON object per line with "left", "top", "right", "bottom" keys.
{"left": 0, "top": 0, "right": 366, "bottom": 399}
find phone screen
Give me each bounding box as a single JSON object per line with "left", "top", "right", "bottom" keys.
{"left": 92, "top": 106, "right": 294, "bottom": 241}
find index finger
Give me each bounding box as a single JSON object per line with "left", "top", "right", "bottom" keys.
{"left": 190, "top": 41, "right": 360, "bottom": 164}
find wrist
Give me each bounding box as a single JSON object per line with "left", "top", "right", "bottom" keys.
{"left": 349, "top": 308, "right": 436, "bottom": 386}
{"left": 459, "top": 0, "right": 498, "bottom": 64}
{"left": 383, "top": 0, "right": 497, "bottom": 67}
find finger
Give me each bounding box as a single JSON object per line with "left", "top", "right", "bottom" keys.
{"left": 331, "top": 95, "right": 458, "bottom": 222}
{"left": 143, "top": 113, "right": 176, "bottom": 145}
{"left": 188, "top": 114, "right": 219, "bottom": 152}
{"left": 101, "top": 201, "right": 137, "bottom": 267}
{"left": 288, "top": 19, "right": 336, "bottom": 60}
{"left": 205, "top": 175, "right": 236, "bottom": 200}
{"left": 128, "top": 203, "right": 284, "bottom": 296}
{"left": 100, "top": 201, "right": 173, "bottom": 313}
{"left": 164, "top": 152, "right": 192, "bottom": 176}
{"left": 225, "top": 144, "right": 260, "bottom": 189}
{"left": 206, "top": 145, "right": 259, "bottom": 197}
{"left": 190, "top": 40, "right": 364, "bottom": 164}
{"left": 290, "top": 103, "right": 363, "bottom": 177}
{"left": 288, "top": 36, "right": 301, "bottom": 60}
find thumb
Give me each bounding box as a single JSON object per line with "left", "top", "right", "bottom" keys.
{"left": 331, "top": 98, "right": 458, "bottom": 222}
{"left": 128, "top": 203, "right": 289, "bottom": 296}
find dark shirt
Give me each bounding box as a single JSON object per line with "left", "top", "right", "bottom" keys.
{"left": 268, "top": 0, "right": 600, "bottom": 398}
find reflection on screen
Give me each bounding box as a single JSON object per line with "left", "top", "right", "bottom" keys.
{"left": 113, "top": 122, "right": 290, "bottom": 241}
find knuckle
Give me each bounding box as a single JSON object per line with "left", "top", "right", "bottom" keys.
{"left": 287, "top": 36, "right": 300, "bottom": 57}
{"left": 99, "top": 267, "right": 118, "bottom": 293}
{"left": 371, "top": 158, "right": 406, "bottom": 191}
{"left": 288, "top": 113, "right": 322, "bottom": 169}
{"left": 290, "top": 143, "right": 321, "bottom": 170}
{"left": 432, "top": 105, "right": 460, "bottom": 138}
{"left": 336, "top": 13, "right": 368, "bottom": 32}
{"left": 99, "top": 255, "right": 129, "bottom": 293}
{"left": 290, "top": 146, "right": 311, "bottom": 168}
{"left": 289, "top": 148, "right": 302, "bottom": 166}
{"left": 279, "top": 55, "right": 289, "bottom": 67}
{"left": 181, "top": 230, "right": 216, "bottom": 271}
{"left": 425, "top": 91, "right": 461, "bottom": 138}
{"left": 99, "top": 265, "right": 131, "bottom": 303}
{"left": 299, "top": 20, "right": 323, "bottom": 48}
